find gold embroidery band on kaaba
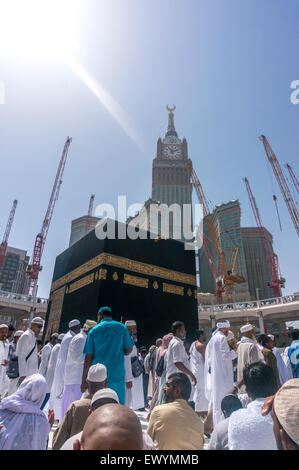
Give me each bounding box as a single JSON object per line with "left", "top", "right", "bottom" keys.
{"left": 50, "top": 252, "right": 196, "bottom": 292}
{"left": 163, "top": 282, "right": 184, "bottom": 296}
{"left": 68, "top": 273, "right": 95, "bottom": 294}
{"left": 123, "top": 274, "right": 149, "bottom": 289}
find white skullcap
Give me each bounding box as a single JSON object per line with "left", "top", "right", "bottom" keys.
{"left": 227, "top": 331, "right": 234, "bottom": 341}
{"left": 0, "top": 324, "right": 8, "bottom": 329}
{"left": 68, "top": 319, "right": 80, "bottom": 328}
{"left": 217, "top": 321, "right": 230, "bottom": 329}
{"left": 268, "top": 334, "right": 275, "bottom": 341}
{"left": 90, "top": 388, "right": 119, "bottom": 407}
{"left": 14, "top": 330, "right": 24, "bottom": 337}
{"left": 31, "top": 317, "right": 44, "bottom": 325}
{"left": 58, "top": 333, "right": 65, "bottom": 340}
{"left": 83, "top": 320, "right": 97, "bottom": 331}
{"left": 125, "top": 320, "right": 136, "bottom": 327}
{"left": 87, "top": 364, "right": 107, "bottom": 383}
{"left": 240, "top": 324, "right": 254, "bottom": 334}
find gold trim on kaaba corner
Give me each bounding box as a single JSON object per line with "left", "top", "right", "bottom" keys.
{"left": 50, "top": 252, "right": 196, "bottom": 292}
{"left": 112, "top": 271, "right": 119, "bottom": 281}
{"left": 68, "top": 273, "right": 95, "bottom": 294}
{"left": 123, "top": 274, "right": 149, "bottom": 289}
{"left": 163, "top": 283, "right": 184, "bottom": 296}
{"left": 153, "top": 281, "right": 159, "bottom": 290}
{"left": 45, "top": 286, "right": 65, "bottom": 341}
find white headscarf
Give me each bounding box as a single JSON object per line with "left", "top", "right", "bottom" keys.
{"left": 0, "top": 374, "right": 50, "bottom": 450}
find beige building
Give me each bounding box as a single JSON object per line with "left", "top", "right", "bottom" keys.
{"left": 69, "top": 215, "right": 101, "bottom": 247}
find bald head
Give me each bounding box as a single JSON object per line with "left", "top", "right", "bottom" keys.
{"left": 80, "top": 404, "right": 143, "bottom": 450}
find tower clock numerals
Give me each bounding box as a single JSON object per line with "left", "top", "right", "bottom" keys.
{"left": 163, "top": 145, "right": 181, "bottom": 158}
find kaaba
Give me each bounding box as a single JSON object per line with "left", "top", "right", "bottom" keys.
{"left": 44, "top": 220, "right": 198, "bottom": 347}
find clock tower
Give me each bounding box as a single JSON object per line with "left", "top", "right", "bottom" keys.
{"left": 152, "top": 105, "right": 193, "bottom": 212}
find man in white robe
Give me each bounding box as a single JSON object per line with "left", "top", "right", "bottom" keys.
{"left": 204, "top": 321, "right": 237, "bottom": 427}
{"left": 125, "top": 320, "right": 145, "bottom": 411}
{"left": 39, "top": 333, "right": 59, "bottom": 377}
{"left": 237, "top": 324, "right": 264, "bottom": 391}
{"left": 49, "top": 320, "right": 81, "bottom": 422}
{"left": 45, "top": 334, "right": 64, "bottom": 415}
{"left": 6, "top": 330, "right": 23, "bottom": 396}
{"left": 16, "top": 316, "right": 44, "bottom": 384}
{"left": 269, "top": 334, "right": 293, "bottom": 385}
{"left": 0, "top": 324, "right": 10, "bottom": 399}
{"left": 60, "top": 320, "right": 97, "bottom": 419}
{"left": 189, "top": 329, "right": 209, "bottom": 417}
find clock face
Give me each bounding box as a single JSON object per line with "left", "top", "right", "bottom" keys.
{"left": 163, "top": 145, "right": 181, "bottom": 158}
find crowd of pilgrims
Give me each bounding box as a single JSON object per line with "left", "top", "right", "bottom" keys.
{"left": 0, "top": 307, "right": 298, "bottom": 451}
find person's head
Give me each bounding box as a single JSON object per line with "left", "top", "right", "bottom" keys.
{"left": 50, "top": 333, "right": 59, "bottom": 345}
{"left": 221, "top": 395, "right": 243, "bottom": 419}
{"left": 90, "top": 388, "right": 119, "bottom": 413}
{"left": 260, "top": 335, "right": 273, "bottom": 350}
{"left": 243, "top": 362, "right": 277, "bottom": 400}
{"left": 30, "top": 317, "right": 44, "bottom": 337}
{"left": 97, "top": 306, "right": 112, "bottom": 323}
{"left": 7, "top": 324, "right": 15, "bottom": 339}
{"left": 195, "top": 329, "right": 206, "bottom": 343}
{"left": 139, "top": 347, "right": 147, "bottom": 359}
{"left": 57, "top": 333, "right": 64, "bottom": 343}
{"left": 156, "top": 338, "right": 162, "bottom": 348}
{"left": 13, "top": 330, "right": 23, "bottom": 344}
{"left": 272, "top": 379, "right": 299, "bottom": 450}
{"left": 125, "top": 321, "right": 137, "bottom": 342}
{"left": 257, "top": 333, "right": 267, "bottom": 345}
{"left": 86, "top": 364, "right": 107, "bottom": 395}
{"left": 83, "top": 320, "right": 97, "bottom": 335}
{"left": 11, "top": 373, "right": 47, "bottom": 408}
{"left": 163, "top": 372, "right": 191, "bottom": 403}
{"left": 68, "top": 319, "right": 81, "bottom": 335}
{"left": 227, "top": 330, "right": 234, "bottom": 346}
{"left": 240, "top": 324, "right": 256, "bottom": 340}
{"left": 291, "top": 329, "right": 299, "bottom": 341}
{"left": 0, "top": 324, "right": 8, "bottom": 341}
{"left": 267, "top": 334, "right": 275, "bottom": 348}
{"left": 216, "top": 320, "right": 230, "bottom": 337}
{"left": 171, "top": 321, "right": 186, "bottom": 340}
{"left": 74, "top": 404, "right": 143, "bottom": 450}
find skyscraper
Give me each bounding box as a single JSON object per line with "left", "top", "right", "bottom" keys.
{"left": 69, "top": 215, "right": 101, "bottom": 247}
{"left": 0, "top": 246, "right": 29, "bottom": 293}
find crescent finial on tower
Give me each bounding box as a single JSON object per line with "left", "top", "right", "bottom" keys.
{"left": 166, "top": 104, "right": 176, "bottom": 113}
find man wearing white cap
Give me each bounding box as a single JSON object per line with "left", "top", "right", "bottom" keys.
{"left": 49, "top": 319, "right": 81, "bottom": 422}
{"left": 0, "top": 324, "right": 10, "bottom": 399}
{"left": 237, "top": 324, "right": 264, "bottom": 391}
{"left": 52, "top": 363, "right": 107, "bottom": 449}
{"left": 60, "top": 320, "right": 97, "bottom": 420}
{"left": 204, "top": 321, "right": 237, "bottom": 427}
{"left": 124, "top": 320, "right": 145, "bottom": 411}
{"left": 45, "top": 333, "right": 64, "bottom": 413}
{"left": 16, "top": 316, "right": 44, "bottom": 385}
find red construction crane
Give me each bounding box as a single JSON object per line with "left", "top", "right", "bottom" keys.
{"left": 259, "top": 135, "right": 299, "bottom": 237}
{"left": 26, "top": 137, "right": 72, "bottom": 296}
{"left": 244, "top": 177, "right": 285, "bottom": 297}
{"left": 84, "top": 194, "right": 95, "bottom": 235}
{"left": 0, "top": 199, "right": 18, "bottom": 274}
{"left": 285, "top": 163, "right": 299, "bottom": 196}
{"left": 189, "top": 164, "right": 245, "bottom": 303}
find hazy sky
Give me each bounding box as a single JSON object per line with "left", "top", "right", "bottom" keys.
{"left": 0, "top": 0, "right": 298, "bottom": 299}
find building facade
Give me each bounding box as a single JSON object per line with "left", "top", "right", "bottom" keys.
{"left": 199, "top": 200, "right": 251, "bottom": 302}
{"left": 241, "top": 227, "right": 275, "bottom": 300}
{"left": 69, "top": 215, "right": 101, "bottom": 247}
{"left": 0, "top": 246, "right": 29, "bottom": 293}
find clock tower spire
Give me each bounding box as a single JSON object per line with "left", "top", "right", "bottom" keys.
{"left": 166, "top": 105, "right": 178, "bottom": 137}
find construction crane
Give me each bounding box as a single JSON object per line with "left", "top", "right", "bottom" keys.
{"left": 84, "top": 194, "right": 95, "bottom": 235}
{"left": 0, "top": 199, "right": 18, "bottom": 275}
{"left": 259, "top": 135, "right": 299, "bottom": 237}
{"left": 244, "top": 177, "right": 285, "bottom": 297}
{"left": 26, "top": 137, "right": 72, "bottom": 296}
{"left": 285, "top": 163, "right": 299, "bottom": 196}
{"left": 189, "top": 164, "right": 245, "bottom": 303}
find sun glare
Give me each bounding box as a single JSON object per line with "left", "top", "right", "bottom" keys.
{"left": 0, "top": 0, "right": 78, "bottom": 60}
